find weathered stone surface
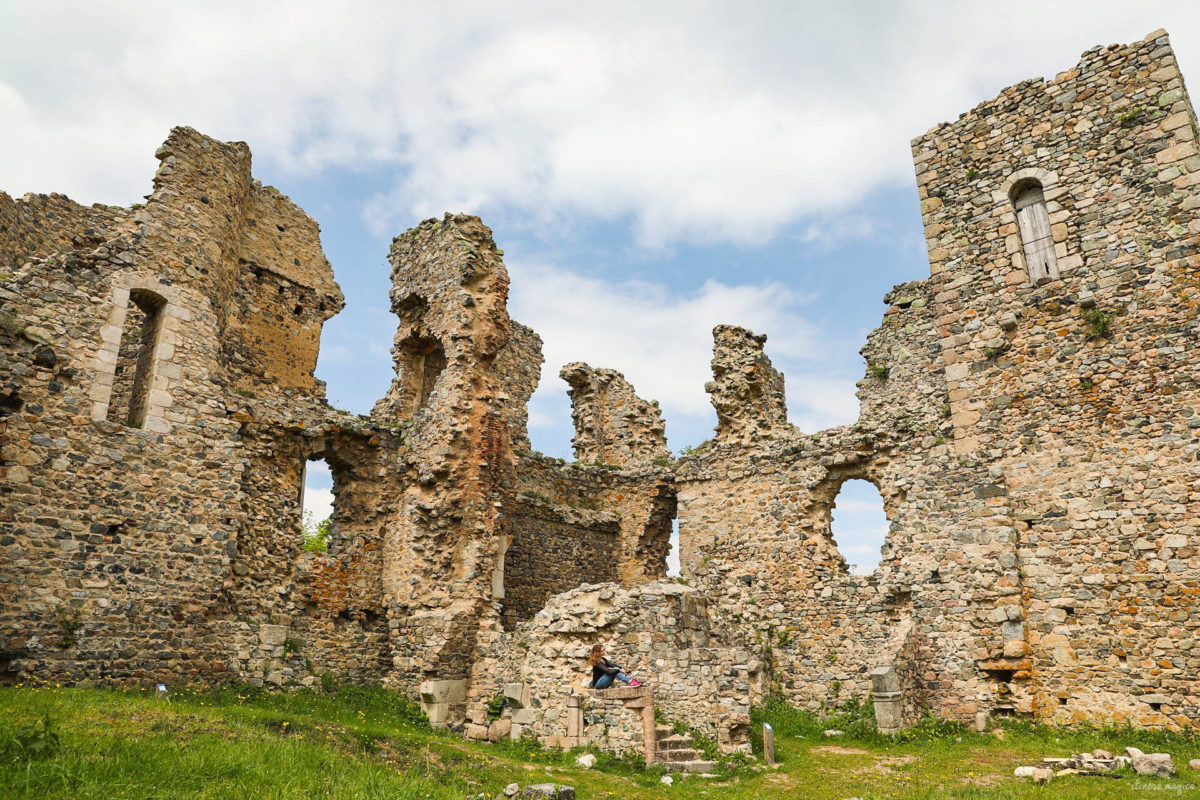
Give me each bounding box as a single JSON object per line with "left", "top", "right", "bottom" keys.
{"left": 676, "top": 28, "right": 1200, "bottom": 732}
{"left": 1131, "top": 752, "right": 1176, "bottom": 777}
{"left": 3, "top": 27, "right": 1200, "bottom": 770}
{"left": 521, "top": 785, "right": 574, "bottom": 800}
{"left": 561, "top": 362, "right": 671, "bottom": 469}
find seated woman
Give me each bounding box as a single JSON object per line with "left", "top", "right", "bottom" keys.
{"left": 589, "top": 644, "right": 643, "bottom": 689}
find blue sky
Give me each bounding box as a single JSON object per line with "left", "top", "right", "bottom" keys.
{"left": 5, "top": 1, "right": 1200, "bottom": 573}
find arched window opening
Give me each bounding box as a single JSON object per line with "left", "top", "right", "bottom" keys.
{"left": 109, "top": 289, "right": 165, "bottom": 427}
{"left": 830, "top": 479, "right": 890, "bottom": 576}
{"left": 397, "top": 334, "right": 446, "bottom": 415}
{"left": 300, "top": 456, "right": 337, "bottom": 554}
{"left": 1011, "top": 180, "right": 1058, "bottom": 282}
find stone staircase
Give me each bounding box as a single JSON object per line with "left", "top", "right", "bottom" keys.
{"left": 585, "top": 685, "right": 719, "bottom": 773}
{"left": 654, "top": 725, "right": 718, "bottom": 773}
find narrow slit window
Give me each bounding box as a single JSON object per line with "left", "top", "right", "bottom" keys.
{"left": 110, "top": 289, "right": 165, "bottom": 427}
{"left": 1012, "top": 182, "right": 1058, "bottom": 282}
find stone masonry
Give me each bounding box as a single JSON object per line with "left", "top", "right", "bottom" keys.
{"left": 3, "top": 28, "right": 1200, "bottom": 765}
{"left": 678, "top": 28, "right": 1200, "bottom": 730}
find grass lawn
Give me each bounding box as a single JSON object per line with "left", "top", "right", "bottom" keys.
{"left": 2, "top": 684, "right": 1198, "bottom": 799}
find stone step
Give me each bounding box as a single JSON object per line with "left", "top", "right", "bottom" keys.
{"left": 656, "top": 734, "right": 695, "bottom": 750}
{"left": 662, "top": 759, "right": 720, "bottom": 773}
{"left": 654, "top": 725, "right": 678, "bottom": 738}
{"left": 657, "top": 747, "right": 703, "bottom": 762}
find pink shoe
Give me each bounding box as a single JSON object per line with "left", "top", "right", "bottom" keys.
{"left": 628, "top": 679, "right": 643, "bottom": 687}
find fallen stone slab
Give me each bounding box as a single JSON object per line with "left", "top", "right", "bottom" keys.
{"left": 520, "top": 785, "right": 575, "bottom": 800}
{"left": 1130, "top": 752, "right": 1176, "bottom": 778}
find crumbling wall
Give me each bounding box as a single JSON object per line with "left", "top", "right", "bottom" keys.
{"left": 499, "top": 497, "right": 620, "bottom": 629}
{"left": 0, "top": 127, "right": 382, "bottom": 688}
{"left": 560, "top": 362, "right": 671, "bottom": 468}
{"left": 496, "top": 322, "right": 543, "bottom": 454}
{"left": 369, "top": 215, "right": 518, "bottom": 689}
{"left": 0, "top": 192, "right": 130, "bottom": 271}
{"left": 678, "top": 29, "right": 1200, "bottom": 729}
{"left": 466, "top": 581, "right": 760, "bottom": 754}
{"left": 707, "top": 325, "right": 788, "bottom": 443}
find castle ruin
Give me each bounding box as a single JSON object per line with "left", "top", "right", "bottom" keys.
{"left": 3, "top": 29, "right": 1200, "bottom": 762}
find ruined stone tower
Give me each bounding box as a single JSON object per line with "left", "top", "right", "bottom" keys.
{"left": 678, "top": 28, "right": 1200, "bottom": 728}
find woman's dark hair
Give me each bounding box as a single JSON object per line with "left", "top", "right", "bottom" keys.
{"left": 589, "top": 644, "right": 604, "bottom": 665}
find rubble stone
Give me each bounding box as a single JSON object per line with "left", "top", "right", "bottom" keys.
{"left": 1131, "top": 752, "right": 1176, "bottom": 777}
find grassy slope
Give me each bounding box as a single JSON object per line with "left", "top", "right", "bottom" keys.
{"left": 2, "top": 685, "right": 1199, "bottom": 799}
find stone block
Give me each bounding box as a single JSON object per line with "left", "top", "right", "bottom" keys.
{"left": 418, "top": 679, "right": 467, "bottom": 705}
{"left": 258, "top": 624, "right": 289, "bottom": 646}
{"left": 488, "top": 717, "right": 511, "bottom": 742}
{"left": 1131, "top": 752, "right": 1175, "bottom": 777}
{"left": 521, "top": 785, "right": 574, "bottom": 800}
{"left": 1031, "top": 767, "right": 1053, "bottom": 785}
{"left": 869, "top": 665, "right": 899, "bottom": 694}
{"left": 503, "top": 682, "right": 530, "bottom": 709}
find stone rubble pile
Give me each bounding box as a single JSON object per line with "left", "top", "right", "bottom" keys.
{"left": 1015, "top": 746, "right": 1181, "bottom": 781}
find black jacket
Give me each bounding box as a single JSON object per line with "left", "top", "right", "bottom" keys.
{"left": 591, "top": 657, "right": 621, "bottom": 687}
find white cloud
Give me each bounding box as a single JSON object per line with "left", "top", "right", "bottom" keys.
{"left": 507, "top": 256, "right": 861, "bottom": 447}
{"left": 830, "top": 478, "right": 889, "bottom": 573}
{"left": 302, "top": 487, "right": 333, "bottom": 524}
{"left": 3, "top": 2, "right": 1199, "bottom": 247}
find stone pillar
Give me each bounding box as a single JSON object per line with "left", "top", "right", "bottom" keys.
{"left": 762, "top": 722, "right": 776, "bottom": 765}
{"left": 870, "top": 665, "right": 903, "bottom": 735}
{"left": 565, "top": 695, "right": 583, "bottom": 747}
{"left": 589, "top": 685, "right": 657, "bottom": 764}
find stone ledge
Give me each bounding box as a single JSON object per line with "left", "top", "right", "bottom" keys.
{"left": 588, "top": 685, "right": 652, "bottom": 700}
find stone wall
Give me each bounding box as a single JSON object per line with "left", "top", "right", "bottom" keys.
{"left": 5, "top": 28, "right": 1200, "bottom": 761}
{"left": 677, "top": 29, "right": 1200, "bottom": 730}
{"left": 466, "top": 581, "right": 761, "bottom": 755}
{"left": 0, "top": 127, "right": 393, "bottom": 687}
{"left": 500, "top": 497, "right": 620, "bottom": 629}
{"left": 560, "top": 362, "right": 671, "bottom": 468}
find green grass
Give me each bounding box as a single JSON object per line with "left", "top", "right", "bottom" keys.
{"left": 2, "top": 685, "right": 1199, "bottom": 799}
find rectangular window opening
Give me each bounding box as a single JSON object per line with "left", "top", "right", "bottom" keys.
{"left": 109, "top": 289, "right": 166, "bottom": 427}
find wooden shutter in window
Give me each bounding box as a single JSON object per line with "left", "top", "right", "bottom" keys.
{"left": 1013, "top": 185, "right": 1058, "bottom": 281}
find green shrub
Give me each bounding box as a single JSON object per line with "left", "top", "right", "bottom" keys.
{"left": 1082, "top": 307, "right": 1115, "bottom": 340}
{"left": 485, "top": 693, "right": 507, "bottom": 722}
{"left": 55, "top": 607, "right": 83, "bottom": 649}
{"left": 1116, "top": 106, "right": 1147, "bottom": 126}
{"left": 301, "top": 513, "right": 332, "bottom": 553}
